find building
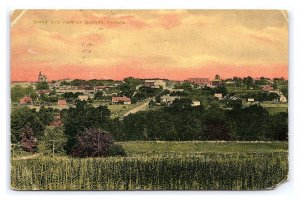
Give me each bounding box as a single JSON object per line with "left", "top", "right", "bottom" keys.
{"left": 49, "top": 115, "right": 63, "bottom": 127}
{"left": 280, "top": 95, "right": 287, "bottom": 103}
{"left": 57, "top": 99, "right": 67, "bottom": 106}
{"left": 38, "top": 71, "right": 47, "bottom": 83}
{"left": 112, "top": 96, "right": 131, "bottom": 105}
{"left": 247, "top": 98, "right": 255, "bottom": 102}
{"left": 214, "top": 93, "right": 223, "bottom": 100}
{"left": 78, "top": 95, "right": 89, "bottom": 101}
{"left": 37, "top": 89, "right": 51, "bottom": 96}
{"left": 191, "top": 101, "right": 201, "bottom": 107}
{"left": 188, "top": 78, "right": 210, "bottom": 86}
{"left": 94, "top": 86, "right": 111, "bottom": 92}
{"left": 160, "top": 95, "right": 180, "bottom": 105}
{"left": 211, "top": 74, "right": 222, "bottom": 86}
{"left": 262, "top": 85, "right": 274, "bottom": 92}
{"left": 19, "top": 96, "right": 32, "bottom": 105}
{"left": 144, "top": 80, "right": 166, "bottom": 89}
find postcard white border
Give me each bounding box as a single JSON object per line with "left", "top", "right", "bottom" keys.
{"left": 1, "top": 0, "right": 299, "bottom": 201}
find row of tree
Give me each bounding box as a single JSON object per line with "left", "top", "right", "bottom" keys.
{"left": 11, "top": 99, "right": 288, "bottom": 157}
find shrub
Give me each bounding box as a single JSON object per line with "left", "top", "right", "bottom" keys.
{"left": 72, "top": 128, "right": 126, "bottom": 158}
{"left": 20, "top": 126, "right": 38, "bottom": 153}
{"left": 108, "top": 144, "right": 126, "bottom": 157}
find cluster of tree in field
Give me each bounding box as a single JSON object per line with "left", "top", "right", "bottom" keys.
{"left": 11, "top": 98, "right": 288, "bottom": 156}
{"left": 119, "top": 99, "right": 288, "bottom": 141}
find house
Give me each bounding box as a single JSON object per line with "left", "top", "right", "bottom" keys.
{"left": 95, "top": 86, "right": 108, "bottom": 92}
{"left": 191, "top": 101, "right": 201, "bottom": 107}
{"left": 37, "top": 89, "right": 51, "bottom": 96}
{"left": 78, "top": 95, "right": 89, "bottom": 101}
{"left": 57, "top": 99, "right": 67, "bottom": 106}
{"left": 262, "top": 85, "right": 274, "bottom": 92}
{"left": 84, "top": 86, "right": 95, "bottom": 93}
{"left": 214, "top": 93, "right": 223, "bottom": 100}
{"left": 112, "top": 96, "right": 131, "bottom": 105}
{"left": 49, "top": 115, "right": 63, "bottom": 127}
{"left": 144, "top": 80, "right": 166, "bottom": 89}
{"left": 160, "top": 95, "right": 180, "bottom": 105}
{"left": 280, "top": 95, "right": 287, "bottom": 103}
{"left": 19, "top": 96, "right": 32, "bottom": 105}
{"left": 247, "top": 98, "right": 255, "bottom": 102}
{"left": 188, "top": 78, "right": 210, "bottom": 86}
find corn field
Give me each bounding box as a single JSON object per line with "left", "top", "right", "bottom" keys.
{"left": 11, "top": 152, "right": 288, "bottom": 190}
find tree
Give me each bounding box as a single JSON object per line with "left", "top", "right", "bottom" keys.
{"left": 63, "top": 101, "right": 111, "bottom": 153}
{"left": 11, "top": 85, "right": 37, "bottom": 102}
{"left": 72, "top": 128, "right": 125, "bottom": 157}
{"left": 20, "top": 126, "right": 37, "bottom": 153}
{"left": 38, "top": 106, "right": 56, "bottom": 126}
{"left": 94, "top": 91, "right": 103, "bottom": 100}
{"left": 201, "top": 109, "right": 232, "bottom": 140}
{"left": 267, "top": 112, "right": 288, "bottom": 141}
{"left": 11, "top": 107, "right": 45, "bottom": 143}
{"left": 41, "top": 126, "right": 67, "bottom": 154}
{"left": 36, "top": 82, "right": 49, "bottom": 90}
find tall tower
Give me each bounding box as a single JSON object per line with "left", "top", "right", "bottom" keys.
{"left": 38, "top": 71, "right": 48, "bottom": 82}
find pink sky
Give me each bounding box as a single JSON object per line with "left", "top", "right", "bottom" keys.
{"left": 11, "top": 10, "right": 288, "bottom": 82}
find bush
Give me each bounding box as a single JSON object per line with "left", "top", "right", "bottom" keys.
{"left": 108, "top": 144, "right": 127, "bottom": 157}
{"left": 72, "top": 128, "right": 126, "bottom": 158}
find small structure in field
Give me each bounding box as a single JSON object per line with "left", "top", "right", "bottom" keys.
{"left": 280, "top": 95, "right": 287, "bottom": 103}
{"left": 160, "top": 95, "right": 180, "bottom": 105}
{"left": 78, "top": 95, "right": 89, "bottom": 101}
{"left": 191, "top": 101, "right": 201, "bottom": 107}
{"left": 144, "top": 79, "right": 166, "bottom": 89}
{"left": 57, "top": 99, "right": 67, "bottom": 106}
{"left": 214, "top": 93, "right": 223, "bottom": 100}
{"left": 112, "top": 96, "right": 131, "bottom": 105}
{"left": 19, "top": 96, "right": 32, "bottom": 105}
{"left": 262, "top": 85, "right": 274, "bottom": 92}
{"left": 247, "top": 98, "right": 255, "bottom": 102}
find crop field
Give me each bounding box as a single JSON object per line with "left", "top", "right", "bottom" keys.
{"left": 11, "top": 141, "right": 288, "bottom": 190}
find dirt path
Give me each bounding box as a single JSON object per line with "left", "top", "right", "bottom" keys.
{"left": 12, "top": 153, "right": 41, "bottom": 161}
{"left": 121, "top": 100, "right": 150, "bottom": 119}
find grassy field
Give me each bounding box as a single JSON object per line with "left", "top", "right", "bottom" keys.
{"left": 11, "top": 141, "right": 288, "bottom": 190}
{"left": 117, "top": 141, "right": 288, "bottom": 156}
{"left": 260, "top": 103, "right": 288, "bottom": 115}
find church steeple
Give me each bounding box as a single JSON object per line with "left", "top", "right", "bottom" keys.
{"left": 38, "top": 71, "right": 48, "bottom": 83}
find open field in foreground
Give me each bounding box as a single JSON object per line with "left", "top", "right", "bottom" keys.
{"left": 11, "top": 141, "right": 288, "bottom": 190}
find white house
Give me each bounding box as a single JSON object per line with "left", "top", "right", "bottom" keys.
{"left": 280, "top": 95, "right": 287, "bottom": 103}
{"left": 160, "top": 95, "right": 180, "bottom": 105}
{"left": 78, "top": 95, "right": 89, "bottom": 101}
{"left": 214, "top": 93, "right": 223, "bottom": 100}
{"left": 247, "top": 98, "right": 255, "bottom": 102}
{"left": 144, "top": 80, "right": 166, "bottom": 89}
{"left": 191, "top": 101, "right": 201, "bottom": 107}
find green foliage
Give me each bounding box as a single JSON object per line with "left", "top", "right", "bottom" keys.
{"left": 63, "top": 101, "right": 111, "bottom": 154}
{"left": 72, "top": 128, "right": 125, "bottom": 158}
{"left": 94, "top": 91, "right": 103, "bottom": 100}
{"left": 11, "top": 107, "right": 45, "bottom": 143}
{"left": 20, "top": 126, "right": 37, "bottom": 153}
{"left": 36, "top": 82, "right": 49, "bottom": 90}
{"left": 11, "top": 151, "right": 288, "bottom": 190}
{"left": 41, "top": 126, "right": 67, "bottom": 154}
{"left": 11, "top": 85, "right": 37, "bottom": 102}
{"left": 38, "top": 106, "right": 56, "bottom": 125}
{"left": 108, "top": 144, "right": 127, "bottom": 157}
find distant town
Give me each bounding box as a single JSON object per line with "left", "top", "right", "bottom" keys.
{"left": 12, "top": 71, "right": 288, "bottom": 115}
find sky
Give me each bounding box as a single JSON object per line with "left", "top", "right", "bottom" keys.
{"left": 11, "top": 10, "right": 288, "bottom": 82}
